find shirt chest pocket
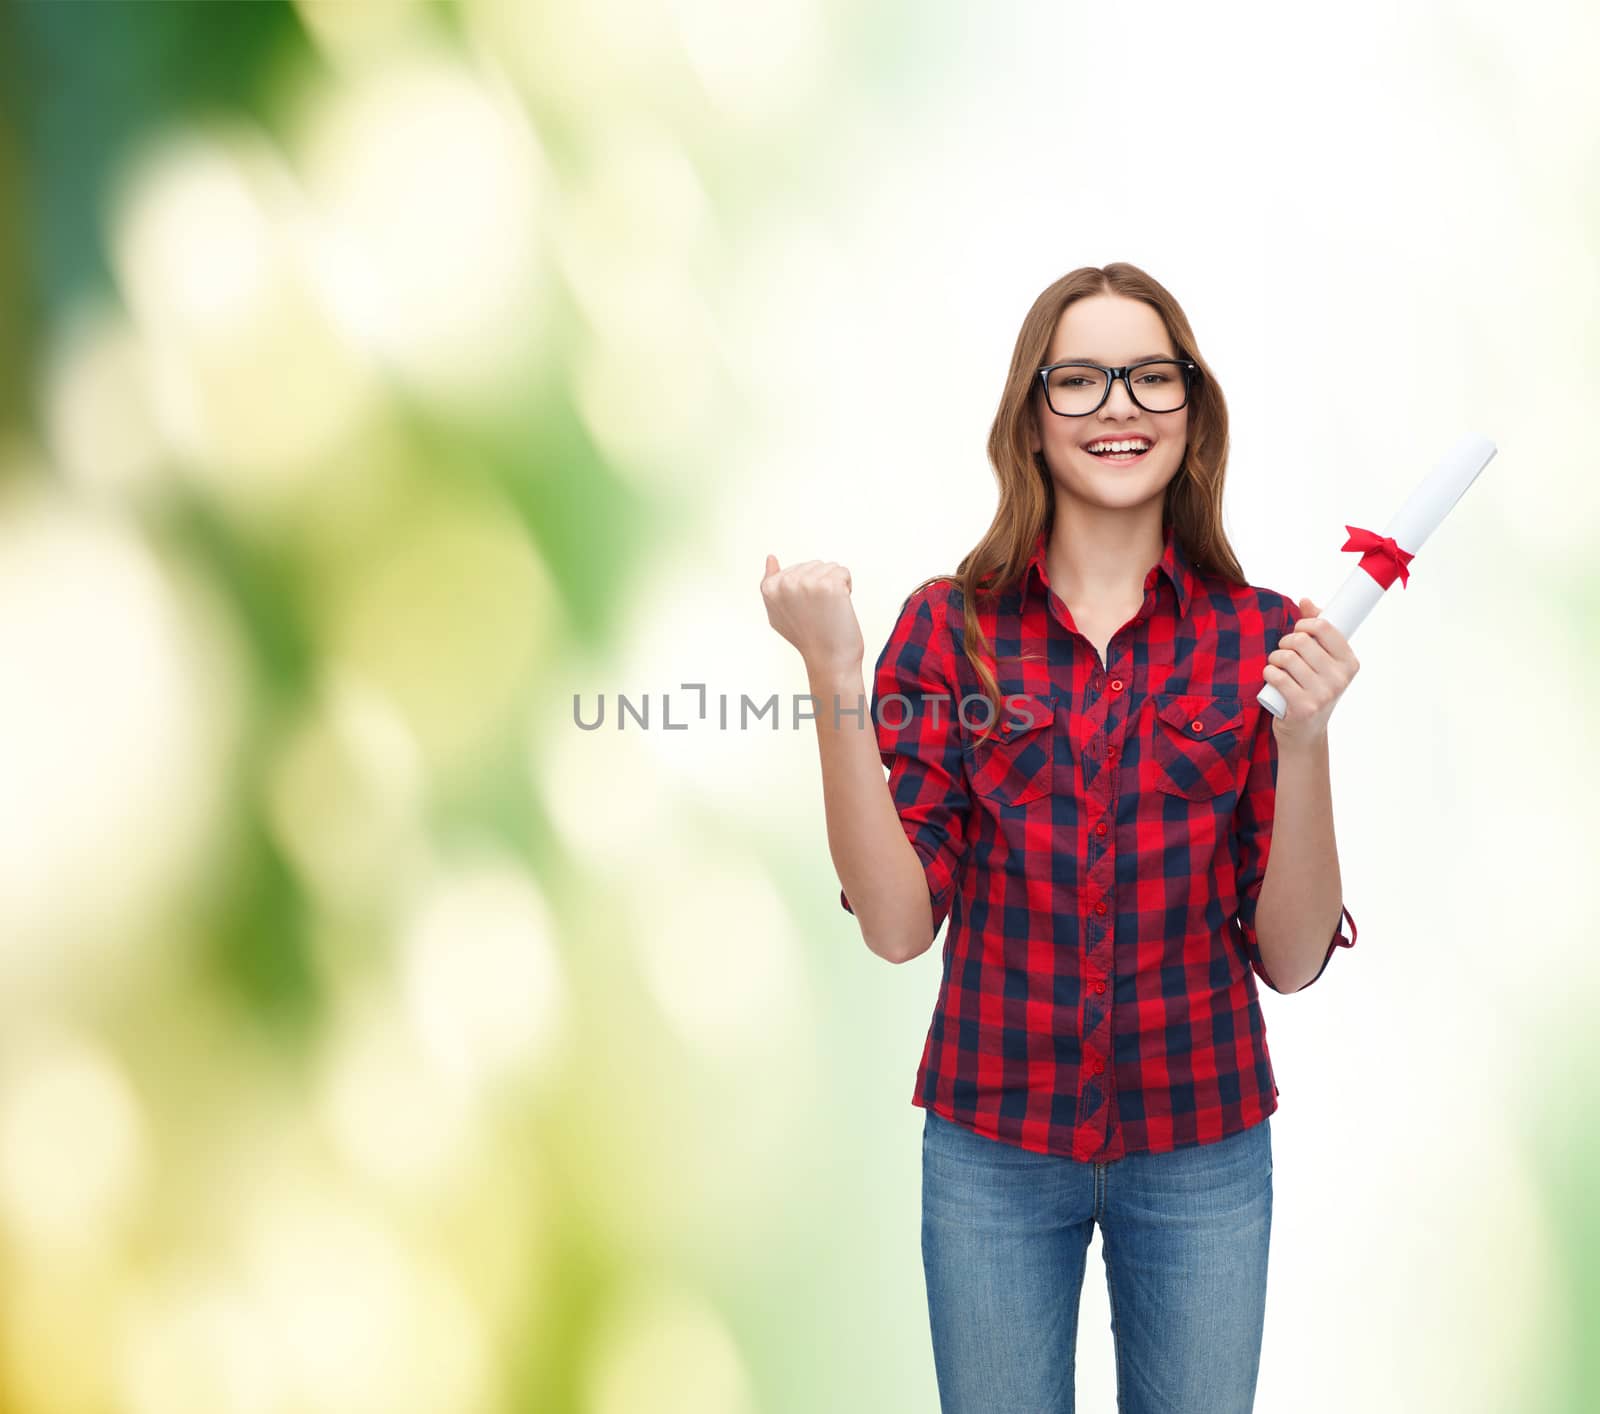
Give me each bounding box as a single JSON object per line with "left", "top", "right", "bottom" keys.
{"left": 964, "top": 692, "right": 1056, "bottom": 806}
{"left": 1150, "top": 693, "right": 1247, "bottom": 800}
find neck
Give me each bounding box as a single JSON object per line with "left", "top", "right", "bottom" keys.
{"left": 1045, "top": 501, "right": 1166, "bottom": 607}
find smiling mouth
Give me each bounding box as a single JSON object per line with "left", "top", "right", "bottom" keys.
{"left": 1083, "top": 439, "right": 1155, "bottom": 462}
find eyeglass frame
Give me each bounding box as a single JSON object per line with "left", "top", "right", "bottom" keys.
{"left": 1034, "top": 357, "right": 1200, "bottom": 417}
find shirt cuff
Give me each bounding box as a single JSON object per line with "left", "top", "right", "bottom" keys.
{"left": 1240, "top": 902, "right": 1356, "bottom": 993}
{"left": 1299, "top": 903, "right": 1358, "bottom": 989}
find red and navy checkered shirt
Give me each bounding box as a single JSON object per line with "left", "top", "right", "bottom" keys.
{"left": 839, "top": 518, "right": 1357, "bottom": 1160}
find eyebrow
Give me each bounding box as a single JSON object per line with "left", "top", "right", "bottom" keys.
{"left": 1047, "top": 353, "right": 1176, "bottom": 366}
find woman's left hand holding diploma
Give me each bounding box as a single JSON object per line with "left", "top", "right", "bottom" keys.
{"left": 1263, "top": 596, "right": 1361, "bottom": 754}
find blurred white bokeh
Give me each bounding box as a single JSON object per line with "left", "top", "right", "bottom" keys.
{"left": 0, "top": 481, "right": 244, "bottom": 1000}
{"left": 582, "top": 1274, "right": 757, "bottom": 1414}
{"left": 109, "top": 126, "right": 382, "bottom": 520}
{"left": 399, "top": 853, "right": 567, "bottom": 1094}
{"left": 0, "top": 1027, "right": 148, "bottom": 1256}
{"left": 293, "top": 49, "right": 551, "bottom": 411}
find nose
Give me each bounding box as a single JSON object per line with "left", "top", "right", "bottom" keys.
{"left": 1099, "top": 374, "right": 1142, "bottom": 419}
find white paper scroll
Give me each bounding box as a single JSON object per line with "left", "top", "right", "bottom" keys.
{"left": 1258, "top": 433, "right": 1498, "bottom": 720}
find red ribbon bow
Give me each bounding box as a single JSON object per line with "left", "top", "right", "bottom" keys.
{"left": 1341, "top": 525, "right": 1414, "bottom": 590}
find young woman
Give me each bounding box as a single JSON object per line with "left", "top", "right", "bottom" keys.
{"left": 761, "top": 262, "right": 1359, "bottom": 1413}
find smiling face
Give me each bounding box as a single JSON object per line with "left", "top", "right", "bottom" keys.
{"left": 1027, "top": 293, "right": 1190, "bottom": 512}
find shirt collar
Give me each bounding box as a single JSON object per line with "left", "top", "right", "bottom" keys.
{"left": 1020, "top": 518, "right": 1195, "bottom": 621}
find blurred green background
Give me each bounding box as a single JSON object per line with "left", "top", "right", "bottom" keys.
{"left": 0, "top": 1, "right": 1593, "bottom": 1410}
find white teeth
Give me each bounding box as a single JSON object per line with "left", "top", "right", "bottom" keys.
{"left": 1086, "top": 439, "right": 1151, "bottom": 454}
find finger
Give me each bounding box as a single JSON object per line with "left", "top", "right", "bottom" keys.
{"left": 1293, "top": 615, "right": 1354, "bottom": 663}
{"left": 1262, "top": 661, "right": 1314, "bottom": 699}
{"left": 1264, "top": 647, "right": 1319, "bottom": 693}
{"left": 1276, "top": 629, "right": 1336, "bottom": 675}
{"left": 1293, "top": 599, "right": 1330, "bottom": 640}
{"left": 764, "top": 553, "right": 778, "bottom": 580}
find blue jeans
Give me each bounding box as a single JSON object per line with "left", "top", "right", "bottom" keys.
{"left": 921, "top": 1108, "right": 1273, "bottom": 1413}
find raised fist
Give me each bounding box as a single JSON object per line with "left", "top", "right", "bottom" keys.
{"left": 760, "top": 554, "right": 864, "bottom": 677}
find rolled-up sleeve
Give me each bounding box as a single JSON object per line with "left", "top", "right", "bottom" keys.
{"left": 1232, "top": 596, "right": 1358, "bottom": 993}
{"left": 839, "top": 587, "right": 971, "bottom": 938}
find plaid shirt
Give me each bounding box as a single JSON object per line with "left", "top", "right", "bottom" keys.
{"left": 839, "top": 519, "right": 1357, "bottom": 1160}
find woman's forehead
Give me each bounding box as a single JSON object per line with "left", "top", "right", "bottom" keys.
{"left": 1049, "top": 294, "right": 1173, "bottom": 362}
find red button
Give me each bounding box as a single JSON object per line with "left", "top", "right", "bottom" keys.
{"left": 1191, "top": 719, "right": 1204, "bottom": 732}
{"left": 1095, "top": 821, "right": 1107, "bottom": 836}
{"left": 1094, "top": 901, "right": 1107, "bottom": 915}
{"left": 1107, "top": 746, "right": 1119, "bottom": 761}
{"left": 1090, "top": 1058, "right": 1104, "bottom": 1075}
{"left": 1110, "top": 678, "right": 1124, "bottom": 692}
{"left": 1095, "top": 981, "right": 1106, "bottom": 994}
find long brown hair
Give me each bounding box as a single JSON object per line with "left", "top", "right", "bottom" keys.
{"left": 914, "top": 262, "right": 1247, "bottom": 720}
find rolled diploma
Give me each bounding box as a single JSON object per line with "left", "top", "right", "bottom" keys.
{"left": 1257, "top": 432, "right": 1498, "bottom": 720}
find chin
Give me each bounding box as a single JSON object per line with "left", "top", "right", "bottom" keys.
{"left": 1081, "top": 463, "right": 1178, "bottom": 494}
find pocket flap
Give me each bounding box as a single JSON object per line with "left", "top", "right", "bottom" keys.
{"left": 976, "top": 692, "right": 1055, "bottom": 745}
{"left": 1155, "top": 694, "right": 1245, "bottom": 741}
{"left": 964, "top": 692, "right": 1056, "bottom": 806}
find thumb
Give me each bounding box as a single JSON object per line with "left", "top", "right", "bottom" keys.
{"left": 764, "top": 553, "right": 779, "bottom": 579}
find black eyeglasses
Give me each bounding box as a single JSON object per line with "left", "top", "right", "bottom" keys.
{"left": 1035, "top": 358, "right": 1200, "bottom": 417}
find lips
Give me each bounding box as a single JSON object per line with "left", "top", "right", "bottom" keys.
{"left": 1082, "top": 438, "right": 1155, "bottom": 463}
